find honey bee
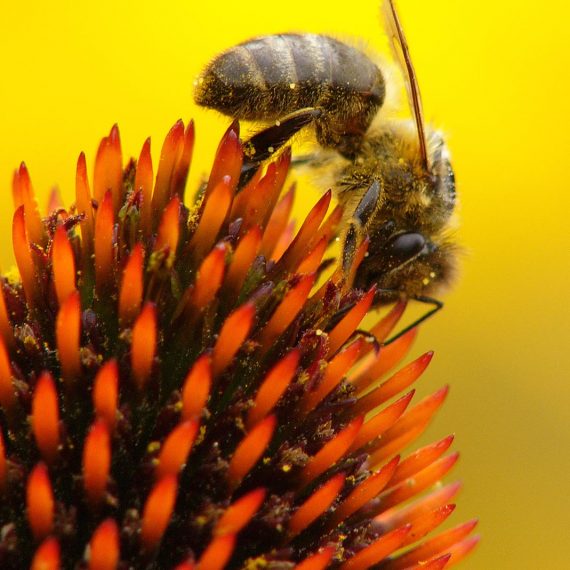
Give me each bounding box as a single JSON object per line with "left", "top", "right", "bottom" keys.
{"left": 194, "top": 0, "right": 457, "bottom": 341}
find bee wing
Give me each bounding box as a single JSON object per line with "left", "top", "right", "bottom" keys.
{"left": 381, "top": 0, "right": 429, "bottom": 170}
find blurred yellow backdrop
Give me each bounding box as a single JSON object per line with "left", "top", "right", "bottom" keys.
{"left": 1, "top": 1, "right": 569, "bottom": 568}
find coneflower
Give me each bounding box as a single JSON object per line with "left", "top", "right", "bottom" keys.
{"left": 0, "top": 120, "right": 478, "bottom": 569}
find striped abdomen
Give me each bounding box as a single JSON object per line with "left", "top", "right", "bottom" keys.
{"left": 195, "top": 34, "right": 385, "bottom": 148}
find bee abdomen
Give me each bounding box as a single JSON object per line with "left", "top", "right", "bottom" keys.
{"left": 195, "top": 34, "right": 385, "bottom": 147}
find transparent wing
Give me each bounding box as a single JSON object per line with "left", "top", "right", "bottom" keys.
{"left": 381, "top": 0, "right": 429, "bottom": 170}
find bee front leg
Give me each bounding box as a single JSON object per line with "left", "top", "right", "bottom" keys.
{"left": 353, "top": 179, "right": 381, "bottom": 227}
{"left": 239, "top": 108, "right": 323, "bottom": 186}
{"left": 341, "top": 179, "right": 382, "bottom": 274}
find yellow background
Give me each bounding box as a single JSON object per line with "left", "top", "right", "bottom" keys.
{"left": 1, "top": 1, "right": 569, "bottom": 568}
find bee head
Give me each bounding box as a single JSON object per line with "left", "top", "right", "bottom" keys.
{"left": 354, "top": 229, "right": 457, "bottom": 300}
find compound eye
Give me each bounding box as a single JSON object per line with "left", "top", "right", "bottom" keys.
{"left": 384, "top": 232, "right": 426, "bottom": 267}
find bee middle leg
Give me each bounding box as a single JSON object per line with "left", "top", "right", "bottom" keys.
{"left": 239, "top": 107, "right": 323, "bottom": 186}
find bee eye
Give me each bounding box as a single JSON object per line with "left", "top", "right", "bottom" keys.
{"left": 384, "top": 232, "right": 426, "bottom": 267}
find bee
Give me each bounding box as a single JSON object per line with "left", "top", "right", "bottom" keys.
{"left": 194, "top": 0, "right": 457, "bottom": 341}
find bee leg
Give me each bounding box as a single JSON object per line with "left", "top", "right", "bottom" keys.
{"left": 341, "top": 179, "right": 381, "bottom": 274}
{"left": 376, "top": 292, "right": 444, "bottom": 346}
{"left": 354, "top": 179, "right": 381, "bottom": 227}
{"left": 341, "top": 220, "right": 364, "bottom": 274}
{"left": 239, "top": 108, "right": 323, "bottom": 186}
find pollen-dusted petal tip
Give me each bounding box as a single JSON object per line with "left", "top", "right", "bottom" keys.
{"left": 27, "top": 462, "right": 54, "bottom": 539}
{"left": 375, "top": 481, "right": 463, "bottom": 531}
{"left": 260, "top": 185, "right": 295, "bottom": 259}
{"left": 206, "top": 120, "right": 242, "bottom": 199}
{"left": 191, "top": 243, "right": 227, "bottom": 310}
{"left": 377, "top": 385, "right": 449, "bottom": 450}
{"left": 258, "top": 273, "right": 316, "bottom": 352}
{"left": 156, "top": 420, "right": 200, "bottom": 479}
{"left": 75, "top": 152, "right": 94, "bottom": 255}
{"left": 172, "top": 120, "right": 195, "bottom": 199}
{"left": 351, "top": 329, "right": 419, "bottom": 393}
{"left": 52, "top": 225, "right": 77, "bottom": 304}
{"left": 248, "top": 349, "right": 300, "bottom": 427}
{"left": 131, "top": 303, "right": 157, "bottom": 388}
{"left": 350, "top": 390, "right": 415, "bottom": 453}
{"left": 212, "top": 302, "right": 255, "bottom": 376}
{"left": 31, "top": 537, "right": 60, "bottom": 570}
{"left": 228, "top": 415, "right": 276, "bottom": 486}
{"left": 378, "top": 452, "right": 459, "bottom": 512}
{"left": 277, "top": 189, "right": 331, "bottom": 272}
{"left": 233, "top": 151, "right": 290, "bottom": 232}
{"left": 331, "top": 455, "right": 400, "bottom": 527}
{"left": 32, "top": 372, "right": 60, "bottom": 463}
{"left": 390, "top": 434, "right": 455, "bottom": 486}
{"left": 294, "top": 547, "right": 335, "bottom": 570}
{"left": 197, "top": 533, "right": 236, "bottom": 570}
{"left": 340, "top": 525, "right": 412, "bottom": 570}
{"left": 214, "top": 487, "right": 266, "bottom": 536}
{"left": 93, "top": 125, "right": 123, "bottom": 211}
{"left": 302, "top": 416, "right": 363, "bottom": 485}
{"left": 118, "top": 244, "right": 144, "bottom": 325}
{"left": 140, "top": 474, "right": 178, "bottom": 551}
{"left": 407, "top": 554, "right": 452, "bottom": 570}
{"left": 303, "top": 339, "right": 364, "bottom": 412}
{"left": 327, "top": 287, "right": 376, "bottom": 357}
{"left": 94, "top": 190, "right": 115, "bottom": 292}
{"left": 93, "top": 360, "right": 119, "bottom": 429}
{"left": 12, "top": 205, "right": 37, "bottom": 305}
{"left": 89, "top": 518, "right": 120, "bottom": 570}
{"left": 135, "top": 137, "right": 154, "bottom": 234}
{"left": 189, "top": 177, "right": 232, "bottom": 259}
{"left": 225, "top": 225, "right": 262, "bottom": 294}
{"left": 19, "top": 163, "right": 46, "bottom": 248}
{"left": 155, "top": 195, "right": 181, "bottom": 262}
{"left": 181, "top": 354, "right": 212, "bottom": 420}
{"left": 351, "top": 351, "right": 433, "bottom": 416}
{"left": 152, "top": 120, "right": 186, "bottom": 215}
{"left": 289, "top": 473, "right": 346, "bottom": 536}
{"left": 56, "top": 290, "right": 82, "bottom": 380}
{"left": 383, "top": 518, "right": 478, "bottom": 570}
{"left": 402, "top": 504, "right": 457, "bottom": 548}
{"left": 446, "top": 534, "right": 481, "bottom": 565}
{"left": 83, "top": 419, "right": 111, "bottom": 505}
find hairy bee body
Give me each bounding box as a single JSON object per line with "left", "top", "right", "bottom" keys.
{"left": 195, "top": 1, "right": 458, "bottom": 309}
{"left": 333, "top": 122, "right": 457, "bottom": 298}
{"left": 195, "top": 34, "right": 385, "bottom": 150}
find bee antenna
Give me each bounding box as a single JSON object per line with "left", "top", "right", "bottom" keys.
{"left": 382, "top": 0, "right": 429, "bottom": 171}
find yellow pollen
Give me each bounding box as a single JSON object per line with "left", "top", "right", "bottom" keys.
{"left": 430, "top": 271, "right": 436, "bottom": 278}
{"left": 422, "top": 277, "right": 430, "bottom": 286}
{"left": 147, "top": 441, "right": 160, "bottom": 453}
{"left": 289, "top": 83, "right": 296, "bottom": 89}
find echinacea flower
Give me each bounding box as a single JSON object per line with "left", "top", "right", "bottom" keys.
{"left": 0, "top": 120, "right": 478, "bottom": 569}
